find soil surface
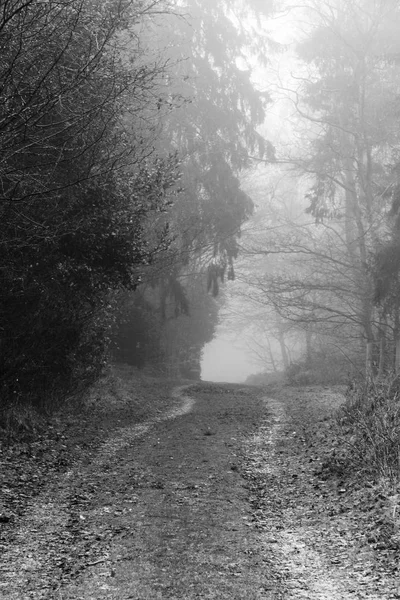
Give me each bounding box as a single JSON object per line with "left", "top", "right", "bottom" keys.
{"left": 1, "top": 374, "right": 400, "bottom": 599}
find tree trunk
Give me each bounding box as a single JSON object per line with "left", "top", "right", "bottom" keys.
{"left": 395, "top": 336, "right": 400, "bottom": 375}
{"left": 365, "top": 339, "right": 374, "bottom": 379}
{"left": 377, "top": 314, "right": 387, "bottom": 379}
{"left": 305, "top": 328, "right": 312, "bottom": 364}
{"left": 395, "top": 309, "right": 400, "bottom": 374}
{"left": 378, "top": 335, "right": 385, "bottom": 379}
{"left": 267, "top": 339, "right": 278, "bottom": 373}
{"left": 278, "top": 331, "right": 289, "bottom": 370}
{"left": 342, "top": 150, "right": 376, "bottom": 380}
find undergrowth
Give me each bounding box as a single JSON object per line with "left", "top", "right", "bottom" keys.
{"left": 335, "top": 376, "right": 400, "bottom": 484}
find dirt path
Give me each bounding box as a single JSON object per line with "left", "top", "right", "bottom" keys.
{"left": 1, "top": 380, "right": 399, "bottom": 599}
{"left": 244, "top": 388, "right": 399, "bottom": 599}
{"left": 54, "top": 383, "right": 273, "bottom": 600}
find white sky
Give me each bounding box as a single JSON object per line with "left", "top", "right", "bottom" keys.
{"left": 201, "top": 338, "right": 257, "bottom": 383}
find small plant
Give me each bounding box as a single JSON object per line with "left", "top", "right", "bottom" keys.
{"left": 285, "top": 347, "right": 354, "bottom": 386}
{"left": 0, "top": 400, "right": 41, "bottom": 443}
{"left": 336, "top": 376, "right": 400, "bottom": 483}
{"left": 286, "top": 361, "right": 313, "bottom": 385}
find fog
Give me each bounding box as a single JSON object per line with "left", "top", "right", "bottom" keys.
{"left": 201, "top": 338, "right": 257, "bottom": 383}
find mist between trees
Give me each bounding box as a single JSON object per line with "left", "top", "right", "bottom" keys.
{"left": 218, "top": 0, "right": 400, "bottom": 386}
{"left": 2, "top": 0, "right": 400, "bottom": 420}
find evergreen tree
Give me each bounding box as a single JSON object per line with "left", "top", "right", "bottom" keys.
{"left": 112, "top": 0, "right": 276, "bottom": 373}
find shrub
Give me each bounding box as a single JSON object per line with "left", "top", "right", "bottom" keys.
{"left": 335, "top": 376, "right": 400, "bottom": 483}
{"left": 0, "top": 1, "right": 179, "bottom": 415}
{"left": 286, "top": 362, "right": 314, "bottom": 385}
{"left": 245, "top": 372, "right": 285, "bottom": 386}
{"left": 286, "top": 346, "right": 359, "bottom": 386}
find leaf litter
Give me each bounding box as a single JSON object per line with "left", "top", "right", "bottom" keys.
{"left": 242, "top": 385, "right": 400, "bottom": 599}
{"left": 1, "top": 375, "right": 400, "bottom": 598}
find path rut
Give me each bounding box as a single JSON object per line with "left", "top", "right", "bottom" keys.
{"left": 1, "top": 381, "right": 398, "bottom": 599}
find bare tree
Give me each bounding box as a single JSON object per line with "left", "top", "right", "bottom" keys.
{"left": 248, "top": 0, "right": 400, "bottom": 377}
{"left": 0, "top": 0, "right": 181, "bottom": 409}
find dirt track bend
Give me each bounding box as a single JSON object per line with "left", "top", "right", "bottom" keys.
{"left": 1, "top": 382, "right": 398, "bottom": 599}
